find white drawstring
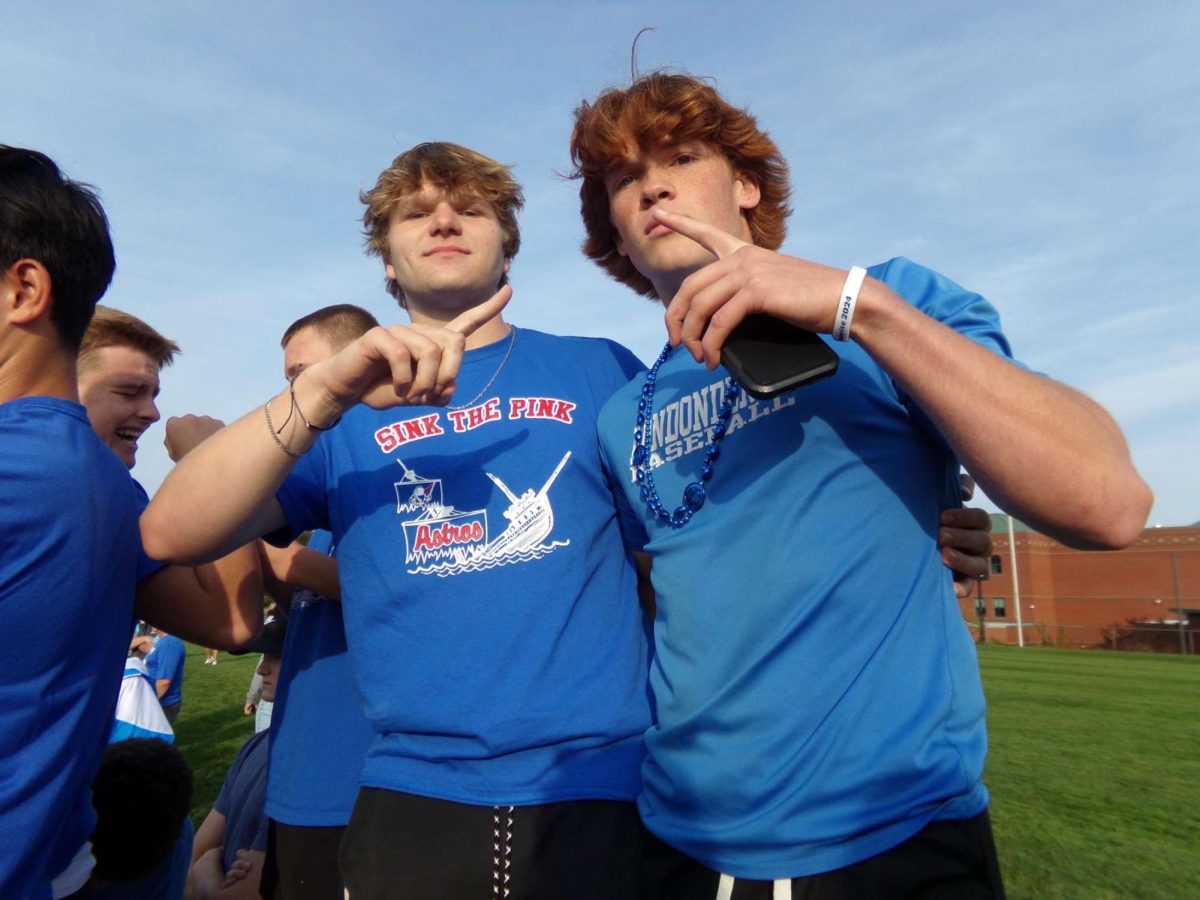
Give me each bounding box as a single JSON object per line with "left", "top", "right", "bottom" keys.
{"left": 714, "top": 873, "right": 792, "bottom": 899}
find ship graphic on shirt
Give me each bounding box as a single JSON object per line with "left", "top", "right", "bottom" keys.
{"left": 394, "top": 453, "right": 572, "bottom": 576}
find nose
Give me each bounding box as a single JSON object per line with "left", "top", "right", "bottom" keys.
{"left": 429, "top": 201, "right": 462, "bottom": 236}
{"left": 640, "top": 164, "right": 675, "bottom": 209}
{"left": 140, "top": 396, "right": 161, "bottom": 424}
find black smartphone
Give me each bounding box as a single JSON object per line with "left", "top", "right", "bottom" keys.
{"left": 720, "top": 314, "right": 840, "bottom": 400}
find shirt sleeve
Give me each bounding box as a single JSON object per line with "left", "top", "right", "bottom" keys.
{"left": 273, "top": 433, "right": 333, "bottom": 542}
{"left": 163, "top": 639, "right": 186, "bottom": 684}
{"left": 132, "top": 480, "right": 169, "bottom": 583}
{"left": 873, "top": 257, "right": 1028, "bottom": 447}
{"left": 595, "top": 394, "right": 650, "bottom": 553}
{"left": 249, "top": 815, "right": 269, "bottom": 853}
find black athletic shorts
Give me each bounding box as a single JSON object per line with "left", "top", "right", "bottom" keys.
{"left": 262, "top": 818, "right": 347, "bottom": 900}
{"left": 638, "top": 810, "right": 1006, "bottom": 900}
{"left": 339, "top": 787, "right": 642, "bottom": 899}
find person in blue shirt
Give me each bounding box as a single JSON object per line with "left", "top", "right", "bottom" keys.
{"left": 255, "top": 304, "right": 377, "bottom": 900}
{"left": 84, "top": 737, "right": 194, "bottom": 900}
{"left": 143, "top": 629, "right": 186, "bottom": 724}
{"left": 189, "top": 611, "right": 287, "bottom": 900}
{"left": 0, "top": 145, "right": 140, "bottom": 900}
{"left": 150, "top": 144, "right": 651, "bottom": 899}
{"left": 145, "top": 141, "right": 998, "bottom": 900}
{"left": 568, "top": 72, "right": 1153, "bottom": 897}
{"left": 76, "top": 305, "right": 266, "bottom": 655}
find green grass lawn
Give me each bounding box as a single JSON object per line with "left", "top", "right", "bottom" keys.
{"left": 980, "top": 645, "right": 1199, "bottom": 899}
{"left": 172, "top": 642, "right": 1199, "bottom": 897}
{"left": 173, "top": 644, "right": 259, "bottom": 827}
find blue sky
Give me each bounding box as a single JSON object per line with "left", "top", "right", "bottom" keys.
{"left": 4, "top": 1, "right": 1197, "bottom": 525}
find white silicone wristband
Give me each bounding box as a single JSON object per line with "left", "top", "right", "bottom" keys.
{"left": 832, "top": 266, "right": 867, "bottom": 342}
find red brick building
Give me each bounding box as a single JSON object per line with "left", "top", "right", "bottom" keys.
{"left": 957, "top": 517, "right": 1200, "bottom": 652}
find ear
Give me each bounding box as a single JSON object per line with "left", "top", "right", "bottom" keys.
{"left": 384, "top": 258, "right": 397, "bottom": 281}
{"left": 735, "top": 172, "right": 761, "bottom": 212}
{"left": 502, "top": 257, "right": 511, "bottom": 276}
{"left": 2, "top": 260, "right": 53, "bottom": 326}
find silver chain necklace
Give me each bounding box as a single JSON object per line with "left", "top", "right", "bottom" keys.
{"left": 447, "top": 326, "right": 517, "bottom": 410}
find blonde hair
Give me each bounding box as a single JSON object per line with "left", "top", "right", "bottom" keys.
{"left": 361, "top": 142, "right": 524, "bottom": 307}
{"left": 77, "top": 306, "right": 179, "bottom": 373}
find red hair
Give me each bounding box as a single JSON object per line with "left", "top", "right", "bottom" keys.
{"left": 570, "top": 72, "right": 791, "bottom": 298}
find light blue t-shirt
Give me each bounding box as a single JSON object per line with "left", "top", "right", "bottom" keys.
{"left": 0, "top": 398, "right": 141, "bottom": 900}
{"left": 276, "top": 328, "right": 651, "bottom": 806}
{"left": 597, "top": 258, "right": 1010, "bottom": 878}
{"left": 265, "top": 530, "right": 375, "bottom": 826}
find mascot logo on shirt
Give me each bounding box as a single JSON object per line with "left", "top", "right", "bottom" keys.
{"left": 394, "top": 453, "right": 572, "bottom": 576}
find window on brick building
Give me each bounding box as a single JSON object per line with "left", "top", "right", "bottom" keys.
{"left": 994, "top": 598, "right": 1007, "bottom": 618}
{"left": 990, "top": 555, "right": 1003, "bottom": 575}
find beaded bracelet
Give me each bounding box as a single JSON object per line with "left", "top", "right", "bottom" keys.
{"left": 263, "top": 399, "right": 302, "bottom": 458}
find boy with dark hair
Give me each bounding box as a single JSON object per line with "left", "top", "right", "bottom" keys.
{"left": 0, "top": 146, "right": 115, "bottom": 350}
{"left": 279, "top": 303, "right": 380, "bottom": 356}
{"left": 0, "top": 146, "right": 141, "bottom": 900}
{"left": 189, "top": 612, "right": 289, "bottom": 900}
{"left": 570, "top": 72, "right": 1151, "bottom": 897}
{"left": 87, "top": 738, "right": 194, "bottom": 898}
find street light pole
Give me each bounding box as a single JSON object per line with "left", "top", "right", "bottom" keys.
{"left": 1008, "top": 515, "right": 1024, "bottom": 647}
{"left": 976, "top": 577, "right": 986, "bottom": 646}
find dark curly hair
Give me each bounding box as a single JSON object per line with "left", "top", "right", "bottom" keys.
{"left": 91, "top": 738, "right": 194, "bottom": 882}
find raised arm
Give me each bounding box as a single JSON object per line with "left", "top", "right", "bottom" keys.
{"left": 851, "top": 281, "right": 1149, "bottom": 548}
{"left": 142, "top": 291, "right": 509, "bottom": 564}
{"left": 134, "top": 555, "right": 263, "bottom": 649}
{"left": 133, "top": 415, "right": 264, "bottom": 647}
{"left": 654, "top": 210, "right": 1151, "bottom": 549}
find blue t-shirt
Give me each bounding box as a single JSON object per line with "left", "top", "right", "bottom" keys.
{"left": 0, "top": 397, "right": 141, "bottom": 900}
{"left": 214, "top": 730, "right": 270, "bottom": 874}
{"left": 133, "top": 481, "right": 169, "bottom": 584}
{"left": 265, "top": 530, "right": 375, "bottom": 826}
{"left": 597, "top": 259, "right": 1010, "bottom": 878}
{"left": 145, "top": 635, "right": 185, "bottom": 708}
{"left": 276, "top": 327, "right": 652, "bottom": 806}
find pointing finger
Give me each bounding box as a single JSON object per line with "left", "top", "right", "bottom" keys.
{"left": 446, "top": 285, "right": 513, "bottom": 336}
{"left": 651, "top": 208, "right": 748, "bottom": 260}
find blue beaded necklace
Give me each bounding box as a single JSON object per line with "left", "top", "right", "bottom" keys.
{"left": 633, "top": 342, "right": 741, "bottom": 528}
